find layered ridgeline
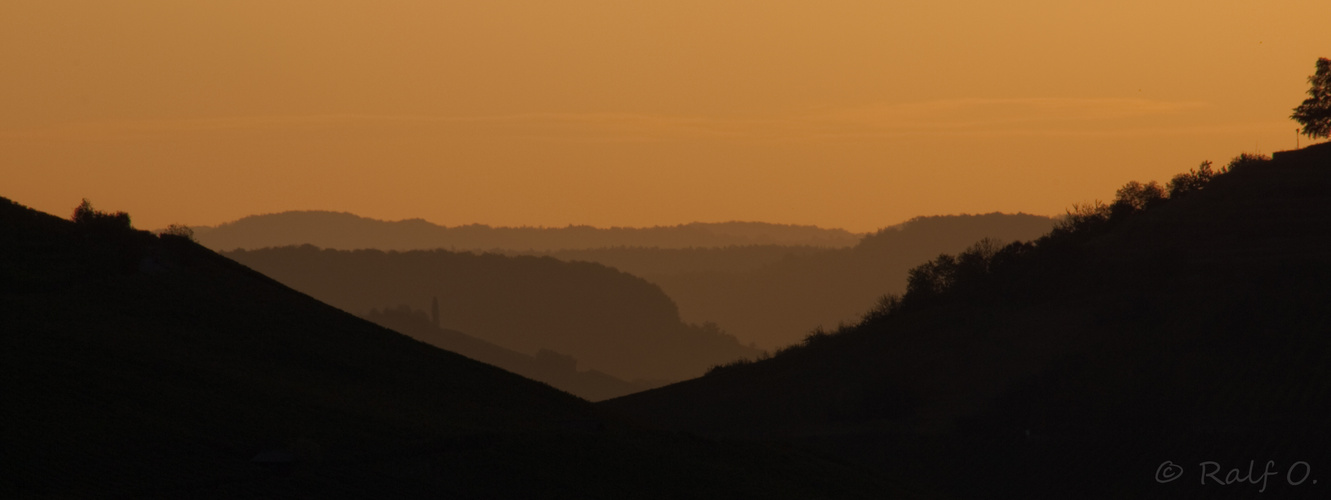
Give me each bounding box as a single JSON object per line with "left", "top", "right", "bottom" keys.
{"left": 222, "top": 246, "right": 760, "bottom": 385}
{"left": 0, "top": 197, "right": 913, "bottom": 498}
{"left": 603, "top": 144, "right": 1331, "bottom": 498}
{"left": 642, "top": 213, "right": 1056, "bottom": 349}
{"left": 197, "top": 211, "right": 1055, "bottom": 351}
{"left": 193, "top": 215, "right": 862, "bottom": 251}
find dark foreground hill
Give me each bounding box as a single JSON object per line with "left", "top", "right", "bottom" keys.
{"left": 223, "top": 246, "right": 760, "bottom": 384}
{"left": 603, "top": 144, "right": 1331, "bottom": 498}
{"left": 192, "top": 213, "right": 862, "bottom": 251}
{"left": 0, "top": 198, "right": 914, "bottom": 498}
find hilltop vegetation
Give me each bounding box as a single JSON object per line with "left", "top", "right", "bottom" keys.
{"left": 604, "top": 144, "right": 1331, "bottom": 497}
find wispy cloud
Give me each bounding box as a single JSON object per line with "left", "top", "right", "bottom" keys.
{"left": 0, "top": 98, "right": 1223, "bottom": 143}
{"left": 809, "top": 98, "right": 1211, "bottom": 129}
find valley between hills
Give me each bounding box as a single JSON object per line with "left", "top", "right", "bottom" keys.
{"left": 4, "top": 142, "right": 1330, "bottom": 497}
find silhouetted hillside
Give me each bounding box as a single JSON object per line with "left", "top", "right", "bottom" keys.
{"left": 603, "top": 147, "right": 1331, "bottom": 498}
{"left": 363, "top": 304, "right": 650, "bottom": 401}
{"left": 0, "top": 197, "right": 916, "bottom": 498}
{"left": 651, "top": 213, "right": 1057, "bottom": 348}
{"left": 222, "top": 246, "right": 760, "bottom": 383}
{"left": 192, "top": 212, "right": 861, "bottom": 251}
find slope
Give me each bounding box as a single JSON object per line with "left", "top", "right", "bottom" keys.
{"left": 649, "top": 212, "right": 1057, "bottom": 349}
{"left": 364, "top": 304, "right": 650, "bottom": 401}
{"left": 0, "top": 198, "right": 915, "bottom": 498}
{"left": 223, "top": 246, "right": 759, "bottom": 383}
{"left": 602, "top": 145, "right": 1331, "bottom": 498}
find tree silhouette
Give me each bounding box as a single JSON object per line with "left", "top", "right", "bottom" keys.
{"left": 1111, "top": 180, "right": 1166, "bottom": 217}
{"left": 71, "top": 198, "right": 131, "bottom": 232}
{"left": 1166, "top": 161, "right": 1217, "bottom": 198}
{"left": 1292, "top": 57, "right": 1331, "bottom": 140}
{"left": 161, "top": 224, "right": 195, "bottom": 241}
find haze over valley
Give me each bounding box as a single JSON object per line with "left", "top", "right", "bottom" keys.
{"left": 5, "top": 1, "right": 1330, "bottom": 496}
{"left": 198, "top": 211, "right": 1058, "bottom": 351}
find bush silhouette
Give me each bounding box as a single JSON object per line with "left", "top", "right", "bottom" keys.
{"left": 1223, "top": 152, "right": 1269, "bottom": 172}
{"left": 72, "top": 198, "right": 131, "bottom": 231}
{"left": 905, "top": 237, "right": 1006, "bottom": 302}
{"left": 71, "top": 199, "right": 138, "bottom": 249}
{"left": 160, "top": 224, "right": 195, "bottom": 241}
{"left": 1111, "top": 180, "right": 1166, "bottom": 215}
{"left": 1166, "top": 160, "right": 1218, "bottom": 198}
{"left": 1053, "top": 201, "right": 1112, "bottom": 236}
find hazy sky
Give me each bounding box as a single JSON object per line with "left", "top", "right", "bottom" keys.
{"left": 4, "top": 1, "right": 1328, "bottom": 232}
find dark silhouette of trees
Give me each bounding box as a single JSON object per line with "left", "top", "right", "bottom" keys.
{"left": 859, "top": 153, "right": 1267, "bottom": 332}
{"left": 1292, "top": 57, "right": 1331, "bottom": 139}
{"left": 1225, "top": 152, "right": 1270, "bottom": 173}
{"left": 905, "top": 237, "right": 1006, "bottom": 302}
{"left": 905, "top": 253, "right": 958, "bottom": 299}
{"left": 1166, "top": 161, "right": 1217, "bottom": 198}
{"left": 160, "top": 224, "right": 195, "bottom": 241}
{"left": 707, "top": 152, "right": 1275, "bottom": 380}
{"left": 1112, "top": 180, "right": 1166, "bottom": 214}
{"left": 1053, "top": 201, "right": 1112, "bottom": 235}
{"left": 1165, "top": 154, "right": 1266, "bottom": 199}
{"left": 71, "top": 198, "right": 131, "bottom": 232}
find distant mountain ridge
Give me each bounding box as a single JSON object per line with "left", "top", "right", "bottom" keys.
{"left": 199, "top": 210, "right": 1057, "bottom": 350}
{"left": 191, "top": 212, "right": 863, "bottom": 251}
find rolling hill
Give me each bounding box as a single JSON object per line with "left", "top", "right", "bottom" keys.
{"left": 222, "top": 246, "right": 760, "bottom": 384}
{"left": 187, "top": 204, "right": 1056, "bottom": 352}
{"left": 203, "top": 210, "right": 1056, "bottom": 351}
{"left": 362, "top": 304, "right": 650, "bottom": 401}
{"left": 647, "top": 212, "right": 1057, "bottom": 348}
{"left": 602, "top": 144, "right": 1331, "bottom": 498}
{"left": 191, "top": 213, "right": 862, "bottom": 252}
{"left": 0, "top": 196, "right": 914, "bottom": 498}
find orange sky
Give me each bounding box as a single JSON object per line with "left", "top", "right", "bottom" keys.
{"left": 3, "top": 1, "right": 1329, "bottom": 233}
